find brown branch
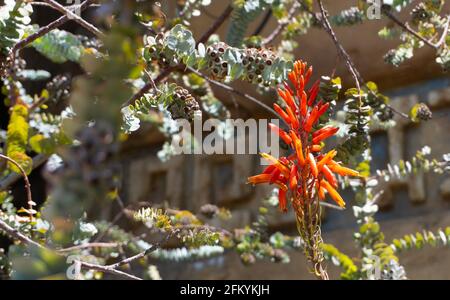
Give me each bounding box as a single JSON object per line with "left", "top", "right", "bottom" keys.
{"left": 313, "top": 0, "right": 411, "bottom": 121}
{"left": 0, "top": 154, "right": 48, "bottom": 192}
{"left": 42, "top": 0, "right": 103, "bottom": 37}
{"left": 316, "top": 0, "right": 363, "bottom": 84}
{"left": 0, "top": 154, "right": 35, "bottom": 221}
{"left": 382, "top": 6, "right": 438, "bottom": 50}
{"left": 12, "top": 0, "right": 97, "bottom": 53}
{"left": 123, "top": 5, "right": 233, "bottom": 109}
{"left": 262, "top": 2, "right": 300, "bottom": 46}
{"left": 121, "top": 66, "right": 174, "bottom": 108}
{"left": 0, "top": 218, "right": 46, "bottom": 249}
{"left": 253, "top": 9, "right": 273, "bottom": 36}
{"left": 57, "top": 242, "right": 119, "bottom": 253}
{"left": 0, "top": 217, "right": 141, "bottom": 279}
{"left": 186, "top": 66, "right": 281, "bottom": 121}
{"left": 77, "top": 260, "right": 143, "bottom": 280}
{"left": 436, "top": 15, "right": 450, "bottom": 48}
{"left": 197, "top": 5, "right": 233, "bottom": 45}
{"left": 106, "top": 231, "right": 174, "bottom": 270}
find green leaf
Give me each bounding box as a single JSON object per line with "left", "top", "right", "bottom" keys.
{"left": 31, "top": 29, "right": 84, "bottom": 63}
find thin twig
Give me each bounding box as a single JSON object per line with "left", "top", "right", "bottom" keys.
{"left": 0, "top": 154, "right": 48, "bottom": 192}
{"left": 314, "top": 1, "right": 411, "bottom": 120}
{"left": 187, "top": 66, "right": 281, "bottom": 121}
{"left": 121, "top": 66, "right": 173, "bottom": 108}
{"left": 382, "top": 6, "right": 438, "bottom": 50}
{"left": 253, "top": 9, "right": 273, "bottom": 36}
{"left": 106, "top": 231, "right": 174, "bottom": 269}
{"left": 57, "top": 242, "right": 119, "bottom": 253}
{"left": 262, "top": 2, "right": 300, "bottom": 46}
{"left": 0, "top": 218, "right": 45, "bottom": 249}
{"left": 123, "top": 5, "right": 233, "bottom": 109}
{"left": 197, "top": 5, "right": 233, "bottom": 45}
{"left": 0, "top": 154, "right": 35, "bottom": 221}
{"left": 436, "top": 15, "right": 450, "bottom": 48}
{"left": 12, "top": 0, "right": 97, "bottom": 53}
{"left": 77, "top": 260, "right": 142, "bottom": 280}
{"left": 0, "top": 217, "right": 141, "bottom": 279}
{"left": 42, "top": 0, "right": 103, "bottom": 37}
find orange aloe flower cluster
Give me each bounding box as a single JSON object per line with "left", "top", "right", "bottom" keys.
{"left": 248, "top": 60, "right": 360, "bottom": 212}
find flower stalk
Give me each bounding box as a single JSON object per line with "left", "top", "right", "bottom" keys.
{"left": 248, "top": 60, "right": 361, "bottom": 280}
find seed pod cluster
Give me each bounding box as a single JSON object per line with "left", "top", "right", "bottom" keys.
{"left": 411, "top": 3, "right": 432, "bottom": 24}
{"left": 46, "top": 74, "right": 71, "bottom": 103}
{"left": 199, "top": 204, "right": 219, "bottom": 218}
{"left": 416, "top": 102, "right": 433, "bottom": 121}
{"left": 2, "top": 56, "right": 26, "bottom": 78}
{"left": 167, "top": 86, "right": 201, "bottom": 121}
{"left": 77, "top": 34, "right": 102, "bottom": 50}
{"left": 205, "top": 42, "right": 230, "bottom": 81}
{"left": 144, "top": 33, "right": 181, "bottom": 68}
{"left": 241, "top": 48, "right": 277, "bottom": 86}
{"left": 366, "top": 91, "right": 393, "bottom": 121}
{"left": 378, "top": 106, "right": 394, "bottom": 122}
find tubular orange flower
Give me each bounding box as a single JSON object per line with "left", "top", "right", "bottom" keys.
{"left": 247, "top": 174, "right": 272, "bottom": 184}
{"left": 285, "top": 105, "right": 299, "bottom": 129}
{"left": 300, "top": 90, "right": 308, "bottom": 117}
{"left": 269, "top": 168, "right": 281, "bottom": 184}
{"left": 311, "top": 144, "right": 323, "bottom": 152}
{"left": 308, "top": 153, "right": 318, "bottom": 178}
{"left": 273, "top": 103, "right": 291, "bottom": 125}
{"left": 289, "top": 164, "right": 298, "bottom": 190}
{"left": 248, "top": 59, "right": 360, "bottom": 213}
{"left": 307, "top": 80, "right": 320, "bottom": 106}
{"left": 322, "top": 165, "right": 338, "bottom": 188}
{"left": 290, "top": 130, "right": 305, "bottom": 166}
{"left": 278, "top": 189, "right": 288, "bottom": 212}
{"left": 327, "top": 161, "right": 360, "bottom": 177}
{"left": 312, "top": 127, "right": 339, "bottom": 144}
{"left": 260, "top": 153, "right": 290, "bottom": 177}
{"left": 320, "top": 180, "right": 345, "bottom": 208}
{"left": 317, "top": 150, "right": 337, "bottom": 171}
{"left": 269, "top": 123, "right": 292, "bottom": 145}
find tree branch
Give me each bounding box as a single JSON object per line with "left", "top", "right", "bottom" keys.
{"left": 42, "top": 0, "right": 103, "bottom": 37}
{"left": 12, "top": 0, "right": 97, "bottom": 53}
{"left": 0, "top": 154, "right": 48, "bottom": 192}
{"left": 262, "top": 2, "right": 300, "bottom": 46}
{"left": 57, "top": 242, "right": 119, "bottom": 253}
{"left": 124, "top": 5, "right": 233, "bottom": 109}
{"left": 0, "top": 154, "right": 35, "bottom": 221}
{"left": 253, "top": 9, "right": 273, "bottom": 36}
{"left": 381, "top": 6, "right": 438, "bottom": 50}
{"left": 186, "top": 66, "right": 281, "bottom": 121}
{"left": 197, "top": 5, "right": 233, "bottom": 45}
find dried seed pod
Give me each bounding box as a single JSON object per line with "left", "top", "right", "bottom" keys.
{"left": 416, "top": 103, "right": 433, "bottom": 121}
{"left": 411, "top": 3, "right": 431, "bottom": 24}
{"left": 46, "top": 74, "right": 72, "bottom": 103}
{"left": 199, "top": 204, "right": 219, "bottom": 218}
{"left": 167, "top": 86, "right": 201, "bottom": 121}
{"left": 205, "top": 42, "right": 230, "bottom": 81}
